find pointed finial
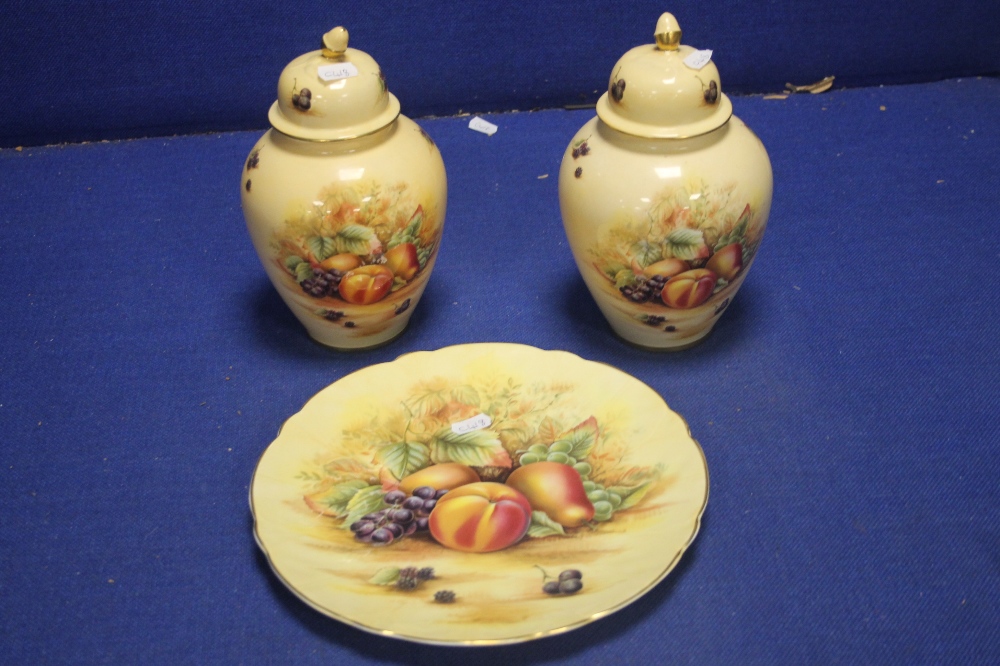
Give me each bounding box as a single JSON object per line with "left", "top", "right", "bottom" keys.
{"left": 655, "top": 13, "right": 682, "bottom": 50}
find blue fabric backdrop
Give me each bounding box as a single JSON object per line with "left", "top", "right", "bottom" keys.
{"left": 1, "top": 1, "right": 998, "bottom": 147}
{"left": 1, "top": 0, "right": 999, "bottom": 662}
{"left": 1, "top": 77, "right": 998, "bottom": 662}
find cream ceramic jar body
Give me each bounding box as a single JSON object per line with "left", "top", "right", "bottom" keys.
{"left": 241, "top": 115, "right": 446, "bottom": 349}
{"left": 559, "top": 115, "right": 772, "bottom": 349}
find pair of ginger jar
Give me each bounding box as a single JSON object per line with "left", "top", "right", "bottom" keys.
{"left": 241, "top": 13, "right": 773, "bottom": 351}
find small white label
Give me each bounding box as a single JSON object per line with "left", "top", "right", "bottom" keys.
{"left": 683, "top": 49, "right": 713, "bottom": 70}
{"left": 451, "top": 413, "right": 492, "bottom": 435}
{"left": 317, "top": 62, "right": 359, "bottom": 82}
{"left": 468, "top": 117, "right": 498, "bottom": 136}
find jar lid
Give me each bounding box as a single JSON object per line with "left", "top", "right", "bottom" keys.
{"left": 595, "top": 13, "right": 732, "bottom": 139}
{"left": 268, "top": 27, "right": 401, "bottom": 141}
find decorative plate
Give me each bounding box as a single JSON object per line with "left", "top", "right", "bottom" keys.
{"left": 250, "top": 343, "right": 708, "bottom": 645}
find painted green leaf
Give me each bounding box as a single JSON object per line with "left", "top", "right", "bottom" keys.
{"left": 294, "top": 261, "right": 315, "bottom": 282}
{"left": 409, "top": 388, "right": 449, "bottom": 416}
{"left": 733, "top": 204, "right": 751, "bottom": 236}
{"left": 553, "top": 416, "right": 599, "bottom": 460}
{"left": 306, "top": 236, "right": 338, "bottom": 262}
{"left": 603, "top": 261, "right": 627, "bottom": 280}
{"left": 332, "top": 224, "right": 375, "bottom": 255}
{"left": 375, "top": 441, "right": 430, "bottom": 480}
{"left": 303, "top": 479, "right": 368, "bottom": 517}
{"left": 284, "top": 255, "right": 304, "bottom": 271}
{"left": 369, "top": 567, "right": 401, "bottom": 585}
{"left": 430, "top": 428, "right": 505, "bottom": 467}
{"left": 323, "top": 479, "right": 369, "bottom": 515}
{"left": 403, "top": 207, "right": 424, "bottom": 237}
{"left": 387, "top": 230, "right": 413, "bottom": 250}
{"left": 417, "top": 243, "right": 433, "bottom": 269}
{"left": 390, "top": 276, "right": 407, "bottom": 292}
{"left": 607, "top": 481, "right": 653, "bottom": 511}
{"left": 664, "top": 228, "right": 709, "bottom": 261}
{"left": 716, "top": 205, "right": 752, "bottom": 251}
{"left": 526, "top": 511, "right": 567, "bottom": 538}
{"left": 387, "top": 209, "right": 424, "bottom": 250}
{"left": 630, "top": 240, "right": 662, "bottom": 267}
{"left": 342, "top": 485, "right": 385, "bottom": 528}
{"left": 614, "top": 269, "right": 637, "bottom": 289}
{"left": 451, "top": 385, "right": 480, "bottom": 407}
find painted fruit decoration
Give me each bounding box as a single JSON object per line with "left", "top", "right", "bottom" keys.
{"left": 299, "top": 376, "right": 663, "bottom": 555}
{"left": 242, "top": 26, "right": 447, "bottom": 350}
{"left": 590, "top": 189, "right": 763, "bottom": 311}
{"left": 272, "top": 181, "right": 440, "bottom": 313}
{"left": 661, "top": 269, "right": 717, "bottom": 309}
{"left": 506, "top": 462, "right": 594, "bottom": 528}
{"left": 428, "top": 482, "right": 533, "bottom": 553}
{"left": 398, "top": 462, "right": 481, "bottom": 495}
{"left": 560, "top": 13, "right": 772, "bottom": 348}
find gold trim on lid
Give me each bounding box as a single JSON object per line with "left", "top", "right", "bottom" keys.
{"left": 654, "top": 12, "right": 682, "bottom": 50}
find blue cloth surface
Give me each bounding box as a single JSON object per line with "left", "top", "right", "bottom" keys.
{"left": 1, "top": 78, "right": 999, "bottom": 663}
{"left": 1, "top": 1, "right": 999, "bottom": 147}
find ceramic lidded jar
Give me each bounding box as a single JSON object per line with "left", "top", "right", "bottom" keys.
{"left": 559, "top": 13, "right": 772, "bottom": 349}
{"left": 241, "top": 27, "right": 446, "bottom": 349}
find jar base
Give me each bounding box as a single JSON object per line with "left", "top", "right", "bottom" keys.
{"left": 610, "top": 322, "right": 714, "bottom": 352}
{"left": 305, "top": 317, "right": 410, "bottom": 351}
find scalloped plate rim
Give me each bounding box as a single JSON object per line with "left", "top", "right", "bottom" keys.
{"left": 248, "top": 342, "right": 710, "bottom": 646}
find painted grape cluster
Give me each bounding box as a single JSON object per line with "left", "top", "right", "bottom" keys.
{"left": 349, "top": 486, "right": 447, "bottom": 546}
{"left": 517, "top": 441, "right": 592, "bottom": 478}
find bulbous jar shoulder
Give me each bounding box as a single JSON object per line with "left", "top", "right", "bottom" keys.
{"left": 558, "top": 116, "right": 772, "bottom": 350}
{"left": 242, "top": 115, "right": 445, "bottom": 203}
{"left": 241, "top": 116, "right": 447, "bottom": 349}
{"left": 560, "top": 115, "right": 771, "bottom": 213}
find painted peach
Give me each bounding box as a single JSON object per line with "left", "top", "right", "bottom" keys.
{"left": 385, "top": 243, "right": 420, "bottom": 281}
{"left": 428, "top": 482, "right": 532, "bottom": 553}
{"left": 705, "top": 243, "right": 743, "bottom": 281}
{"left": 338, "top": 264, "right": 393, "bottom": 304}
{"left": 505, "top": 462, "right": 594, "bottom": 527}
{"left": 398, "top": 463, "right": 480, "bottom": 494}
{"left": 319, "top": 253, "right": 362, "bottom": 272}
{"left": 661, "top": 268, "right": 716, "bottom": 309}
{"left": 643, "top": 257, "right": 689, "bottom": 279}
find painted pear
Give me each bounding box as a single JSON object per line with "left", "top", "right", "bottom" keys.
{"left": 398, "top": 463, "right": 480, "bottom": 494}
{"left": 505, "top": 461, "right": 595, "bottom": 527}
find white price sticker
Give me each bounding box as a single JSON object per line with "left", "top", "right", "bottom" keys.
{"left": 683, "top": 49, "right": 713, "bottom": 70}
{"left": 468, "top": 117, "right": 498, "bottom": 136}
{"left": 451, "top": 413, "right": 493, "bottom": 435}
{"left": 317, "top": 62, "right": 359, "bottom": 82}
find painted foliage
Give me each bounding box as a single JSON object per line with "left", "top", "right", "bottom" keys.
{"left": 251, "top": 345, "right": 707, "bottom": 643}
{"left": 269, "top": 180, "right": 441, "bottom": 317}
{"left": 298, "top": 372, "right": 664, "bottom": 554}
{"left": 588, "top": 180, "right": 765, "bottom": 318}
